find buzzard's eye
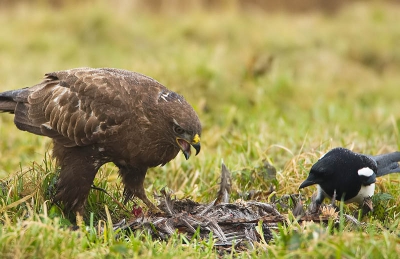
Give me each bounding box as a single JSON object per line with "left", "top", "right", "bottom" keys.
{"left": 173, "top": 125, "right": 185, "bottom": 135}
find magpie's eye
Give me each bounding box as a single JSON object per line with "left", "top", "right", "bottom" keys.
{"left": 173, "top": 125, "right": 185, "bottom": 135}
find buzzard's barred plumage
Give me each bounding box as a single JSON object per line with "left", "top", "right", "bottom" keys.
{"left": 0, "top": 68, "right": 202, "bottom": 215}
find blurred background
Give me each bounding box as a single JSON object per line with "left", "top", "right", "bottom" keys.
{"left": 0, "top": 0, "right": 400, "bottom": 197}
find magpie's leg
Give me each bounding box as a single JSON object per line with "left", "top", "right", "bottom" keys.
{"left": 357, "top": 196, "right": 373, "bottom": 218}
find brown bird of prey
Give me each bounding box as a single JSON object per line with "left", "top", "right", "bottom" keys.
{"left": 0, "top": 68, "right": 202, "bottom": 215}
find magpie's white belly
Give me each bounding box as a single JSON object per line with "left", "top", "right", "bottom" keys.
{"left": 316, "top": 184, "right": 375, "bottom": 205}
{"left": 345, "top": 183, "right": 375, "bottom": 205}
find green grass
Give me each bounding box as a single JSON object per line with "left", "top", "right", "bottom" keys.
{"left": 1, "top": 1, "right": 400, "bottom": 258}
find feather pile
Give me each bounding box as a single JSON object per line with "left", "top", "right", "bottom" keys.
{"left": 112, "top": 163, "right": 361, "bottom": 252}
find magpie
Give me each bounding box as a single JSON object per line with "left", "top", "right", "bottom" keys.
{"left": 299, "top": 147, "right": 400, "bottom": 206}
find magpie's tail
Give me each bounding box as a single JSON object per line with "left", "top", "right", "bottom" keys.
{"left": 371, "top": 152, "right": 400, "bottom": 177}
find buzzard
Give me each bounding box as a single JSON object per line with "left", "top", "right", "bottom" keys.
{"left": 0, "top": 68, "right": 202, "bottom": 215}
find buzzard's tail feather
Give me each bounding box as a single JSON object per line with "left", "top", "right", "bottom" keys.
{"left": 0, "top": 99, "right": 16, "bottom": 113}
{"left": 372, "top": 152, "right": 400, "bottom": 177}
{"left": 14, "top": 102, "right": 43, "bottom": 135}
{"left": 0, "top": 89, "right": 22, "bottom": 112}
{"left": 0, "top": 88, "right": 43, "bottom": 135}
{"left": 0, "top": 88, "right": 32, "bottom": 111}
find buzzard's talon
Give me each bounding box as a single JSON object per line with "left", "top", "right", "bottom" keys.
{"left": 139, "top": 194, "right": 165, "bottom": 215}
{"left": 145, "top": 202, "right": 163, "bottom": 215}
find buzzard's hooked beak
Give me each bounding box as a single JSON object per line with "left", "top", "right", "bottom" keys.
{"left": 177, "top": 134, "right": 201, "bottom": 160}
{"left": 192, "top": 142, "right": 201, "bottom": 155}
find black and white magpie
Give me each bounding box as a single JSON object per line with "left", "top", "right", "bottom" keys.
{"left": 299, "top": 147, "right": 400, "bottom": 206}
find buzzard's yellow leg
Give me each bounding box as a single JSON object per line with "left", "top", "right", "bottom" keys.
{"left": 120, "top": 166, "right": 162, "bottom": 214}
{"left": 134, "top": 186, "right": 162, "bottom": 214}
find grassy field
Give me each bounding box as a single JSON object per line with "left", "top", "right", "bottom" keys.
{"left": 1, "top": 1, "right": 400, "bottom": 258}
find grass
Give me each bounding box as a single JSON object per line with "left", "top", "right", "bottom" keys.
{"left": 1, "top": 0, "right": 400, "bottom": 258}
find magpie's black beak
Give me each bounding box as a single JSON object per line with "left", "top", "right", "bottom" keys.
{"left": 299, "top": 179, "right": 316, "bottom": 189}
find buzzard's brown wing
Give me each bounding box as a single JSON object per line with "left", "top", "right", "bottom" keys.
{"left": 11, "top": 68, "right": 161, "bottom": 147}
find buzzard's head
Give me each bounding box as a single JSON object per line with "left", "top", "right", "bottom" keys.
{"left": 156, "top": 90, "right": 202, "bottom": 160}
{"left": 172, "top": 118, "right": 201, "bottom": 160}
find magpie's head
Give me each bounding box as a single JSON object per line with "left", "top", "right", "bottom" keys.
{"left": 299, "top": 148, "right": 342, "bottom": 190}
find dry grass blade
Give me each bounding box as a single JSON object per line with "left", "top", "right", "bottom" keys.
{"left": 214, "top": 162, "right": 231, "bottom": 205}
